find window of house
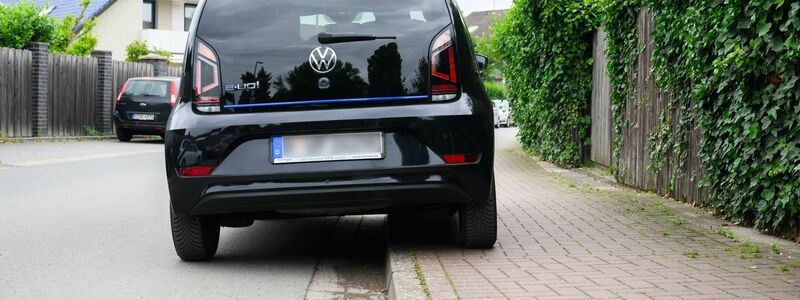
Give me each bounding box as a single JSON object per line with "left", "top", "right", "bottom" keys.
{"left": 143, "top": 0, "right": 155, "bottom": 29}
{"left": 184, "top": 4, "right": 197, "bottom": 31}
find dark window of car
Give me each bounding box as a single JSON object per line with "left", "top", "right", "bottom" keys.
{"left": 184, "top": 4, "right": 196, "bottom": 31}
{"left": 143, "top": 0, "right": 155, "bottom": 29}
{"left": 123, "top": 80, "right": 170, "bottom": 100}
{"left": 194, "top": 0, "right": 452, "bottom": 111}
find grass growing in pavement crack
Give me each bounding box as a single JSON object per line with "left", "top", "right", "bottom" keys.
{"left": 683, "top": 250, "right": 700, "bottom": 259}
{"left": 715, "top": 227, "right": 738, "bottom": 241}
{"left": 771, "top": 242, "right": 781, "bottom": 254}
{"left": 409, "top": 249, "right": 432, "bottom": 300}
{"left": 739, "top": 241, "right": 761, "bottom": 254}
{"left": 436, "top": 255, "right": 460, "bottom": 300}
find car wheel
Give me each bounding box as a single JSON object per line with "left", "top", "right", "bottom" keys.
{"left": 116, "top": 128, "right": 132, "bottom": 142}
{"left": 170, "top": 209, "right": 220, "bottom": 261}
{"left": 459, "top": 181, "right": 497, "bottom": 249}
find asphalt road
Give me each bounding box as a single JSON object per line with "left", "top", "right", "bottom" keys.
{"left": 0, "top": 139, "right": 386, "bottom": 299}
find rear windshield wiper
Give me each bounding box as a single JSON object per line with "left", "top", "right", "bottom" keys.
{"left": 318, "top": 33, "right": 396, "bottom": 44}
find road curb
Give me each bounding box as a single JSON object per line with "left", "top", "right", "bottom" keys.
{"left": 385, "top": 244, "right": 427, "bottom": 300}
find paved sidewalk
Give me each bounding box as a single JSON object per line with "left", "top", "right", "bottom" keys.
{"left": 404, "top": 129, "right": 800, "bottom": 299}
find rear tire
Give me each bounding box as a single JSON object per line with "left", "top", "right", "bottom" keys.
{"left": 459, "top": 182, "right": 497, "bottom": 249}
{"left": 170, "top": 209, "right": 220, "bottom": 261}
{"left": 116, "top": 128, "right": 132, "bottom": 142}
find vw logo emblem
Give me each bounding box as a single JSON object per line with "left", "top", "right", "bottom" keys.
{"left": 309, "top": 47, "right": 337, "bottom": 74}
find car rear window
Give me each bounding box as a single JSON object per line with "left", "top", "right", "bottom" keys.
{"left": 195, "top": 0, "right": 453, "bottom": 111}
{"left": 123, "top": 80, "right": 169, "bottom": 99}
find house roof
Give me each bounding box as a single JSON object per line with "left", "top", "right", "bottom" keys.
{"left": 4, "top": 0, "right": 116, "bottom": 20}
{"left": 464, "top": 9, "right": 508, "bottom": 37}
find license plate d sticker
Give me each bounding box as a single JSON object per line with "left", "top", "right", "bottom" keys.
{"left": 272, "top": 133, "right": 383, "bottom": 164}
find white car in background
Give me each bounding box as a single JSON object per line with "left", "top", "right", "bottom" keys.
{"left": 492, "top": 101, "right": 500, "bottom": 127}
{"left": 493, "top": 100, "right": 513, "bottom": 127}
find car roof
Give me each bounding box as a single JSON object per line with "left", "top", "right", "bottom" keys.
{"left": 128, "top": 77, "right": 181, "bottom": 82}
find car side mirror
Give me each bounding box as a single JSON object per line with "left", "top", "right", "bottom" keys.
{"left": 476, "top": 54, "right": 489, "bottom": 71}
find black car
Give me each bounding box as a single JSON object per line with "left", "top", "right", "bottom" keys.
{"left": 113, "top": 77, "right": 180, "bottom": 141}
{"left": 166, "top": 0, "right": 496, "bottom": 261}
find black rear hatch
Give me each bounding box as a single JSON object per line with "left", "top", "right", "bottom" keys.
{"left": 118, "top": 79, "right": 174, "bottom": 123}
{"left": 194, "top": 0, "right": 453, "bottom": 113}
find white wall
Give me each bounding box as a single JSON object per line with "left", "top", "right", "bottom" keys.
{"left": 93, "top": 0, "right": 143, "bottom": 61}
{"left": 93, "top": 0, "right": 199, "bottom": 62}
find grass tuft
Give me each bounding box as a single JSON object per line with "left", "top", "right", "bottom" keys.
{"left": 409, "top": 249, "right": 432, "bottom": 300}
{"left": 682, "top": 250, "right": 699, "bottom": 259}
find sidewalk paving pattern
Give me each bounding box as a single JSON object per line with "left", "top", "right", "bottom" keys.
{"left": 409, "top": 130, "right": 800, "bottom": 299}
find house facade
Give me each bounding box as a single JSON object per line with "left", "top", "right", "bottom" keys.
{"left": 8, "top": 0, "right": 197, "bottom": 62}
{"left": 464, "top": 9, "right": 508, "bottom": 37}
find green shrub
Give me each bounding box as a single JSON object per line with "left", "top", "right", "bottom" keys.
{"left": 493, "top": 0, "right": 599, "bottom": 167}
{"left": 0, "top": 0, "right": 97, "bottom": 56}
{"left": 483, "top": 81, "right": 507, "bottom": 100}
{"left": 0, "top": 1, "right": 56, "bottom": 49}
{"left": 126, "top": 40, "right": 172, "bottom": 62}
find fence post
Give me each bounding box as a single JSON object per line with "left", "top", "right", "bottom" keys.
{"left": 28, "top": 42, "right": 49, "bottom": 137}
{"left": 140, "top": 54, "right": 169, "bottom": 77}
{"left": 92, "top": 50, "right": 113, "bottom": 134}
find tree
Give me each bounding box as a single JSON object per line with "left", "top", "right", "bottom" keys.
{"left": 473, "top": 34, "right": 503, "bottom": 81}
{"left": 49, "top": 0, "right": 98, "bottom": 56}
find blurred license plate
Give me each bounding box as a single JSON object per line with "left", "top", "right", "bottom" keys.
{"left": 131, "top": 113, "right": 155, "bottom": 121}
{"left": 272, "top": 132, "right": 383, "bottom": 164}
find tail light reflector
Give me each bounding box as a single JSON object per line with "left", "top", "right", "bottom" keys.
{"left": 169, "top": 81, "right": 177, "bottom": 107}
{"left": 194, "top": 40, "right": 221, "bottom": 113}
{"left": 179, "top": 166, "right": 215, "bottom": 177}
{"left": 441, "top": 154, "right": 479, "bottom": 165}
{"left": 431, "top": 28, "right": 458, "bottom": 101}
{"left": 116, "top": 80, "right": 130, "bottom": 105}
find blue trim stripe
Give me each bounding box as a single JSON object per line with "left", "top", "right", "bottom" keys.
{"left": 224, "top": 95, "right": 428, "bottom": 109}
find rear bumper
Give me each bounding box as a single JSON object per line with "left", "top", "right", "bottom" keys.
{"left": 165, "top": 93, "right": 495, "bottom": 216}
{"left": 179, "top": 167, "right": 479, "bottom": 215}
{"left": 169, "top": 162, "right": 492, "bottom": 215}
{"left": 114, "top": 116, "right": 167, "bottom": 134}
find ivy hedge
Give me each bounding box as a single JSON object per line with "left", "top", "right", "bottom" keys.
{"left": 495, "top": 0, "right": 800, "bottom": 235}
{"left": 494, "top": 0, "right": 599, "bottom": 166}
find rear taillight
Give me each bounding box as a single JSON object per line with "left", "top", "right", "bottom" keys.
{"left": 194, "top": 40, "right": 221, "bottom": 113}
{"left": 179, "top": 166, "right": 215, "bottom": 177}
{"left": 116, "top": 80, "right": 130, "bottom": 105}
{"left": 430, "top": 28, "right": 458, "bottom": 102}
{"left": 441, "top": 154, "right": 479, "bottom": 165}
{"left": 169, "top": 81, "right": 177, "bottom": 107}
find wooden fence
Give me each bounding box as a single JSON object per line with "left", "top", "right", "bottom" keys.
{"left": 166, "top": 66, "right": 183, "bottom": 77}
{"left": 0, "top": 45, "right": 177, "bottom": 137}
{"left": 591, "top": 26, "right": 612, "bottom": 167}
{"left": 0, "top": 48, "right": 33, "bottom": 137}
{"left": 590, "top": 10, "right": 708, "bottom": 205}
{"left": 47, "top": 54, "right": 98, "bottom": 136}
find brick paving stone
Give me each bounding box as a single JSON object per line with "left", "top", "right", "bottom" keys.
{"left": 406, "top": 129, "right": 800, "bottom": 299}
